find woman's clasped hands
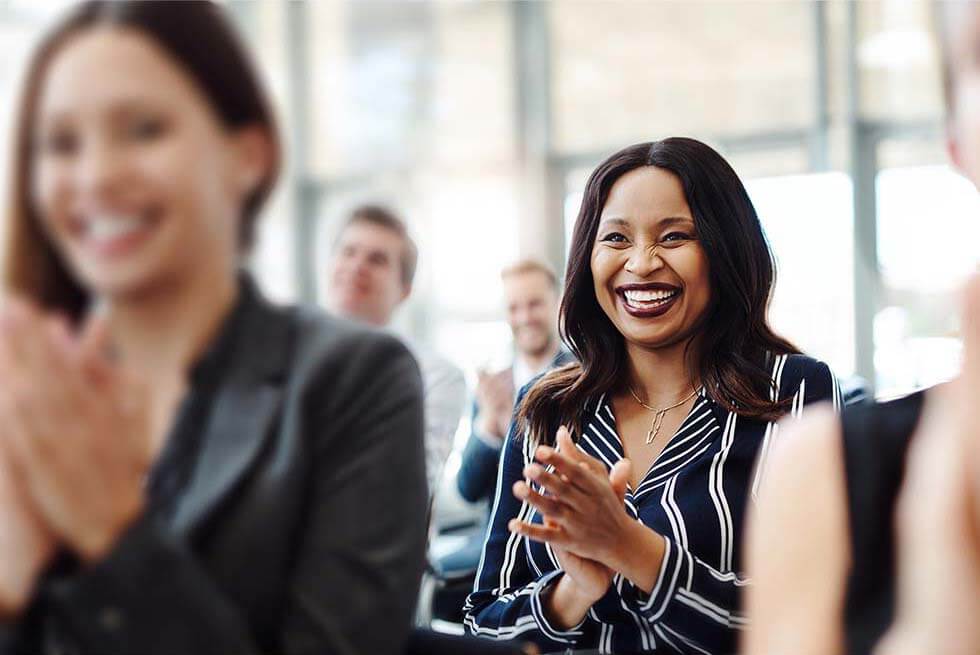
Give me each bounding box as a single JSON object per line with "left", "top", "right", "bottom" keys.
{"left": 508, "top": 426, "right": 665, "bottom": 609}
{"left": 0, "top": 297, "right": 152, "bottom": 618}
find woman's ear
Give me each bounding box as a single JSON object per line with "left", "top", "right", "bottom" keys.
{"left": 230, "top": 125, "right": 273, "bottom": 198}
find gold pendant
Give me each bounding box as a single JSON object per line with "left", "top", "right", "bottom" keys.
{"left": 646, "top": 410, "right": 667, "bottom": 444}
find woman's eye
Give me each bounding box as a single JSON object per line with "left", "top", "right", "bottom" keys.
{"left": 38, "top": 130, "right": 78, "bottom": 156}
{"left": 125, "top": 117, "right": 167, "bottom": 141}
{"left": 599, "top": 232, "right": 628, "bottom": 244}
{"left": 661, "top": 231, "right": 695, "bottom": 245}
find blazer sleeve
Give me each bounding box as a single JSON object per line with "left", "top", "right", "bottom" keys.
{"left": 12, "top": 330, "right": 427, "bottom": 655}
{"left": 281, "top": 331, "right": 428, "bottom": 655}
{"left": 456, "top": 399, "right": 505, "bottom": 504}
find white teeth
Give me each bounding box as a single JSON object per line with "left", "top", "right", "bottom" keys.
{"left": 623, "top": 289, "right": 678, "bottom": 304}
{"left": 86, "top": 215, "right": 147, "bottom": 242}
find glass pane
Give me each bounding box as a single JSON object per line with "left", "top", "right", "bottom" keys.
{"left": 230, "top": 0, "right": 295, "bottom": 299}
{"left": 309, "top": 1, "right": 514, "bottom": 177}
{"left": 424, "top": 172, "right": 520, "bottom": 315}
{"left": 858, "top": 0, "right": 943, "bottom": 121}
{"left": 874, "top": 164, "right": 980, "bottom": 395}
{"left": 428, "top": 2, "right": 515, "bottom": 167}
{"left": 724, "top": 146, "right": 811, "bottom": 180}
{"left": 747, "top": 173, "right": 856, "bottom": 377}
{"left": 550, "top": 1, "right": 815, "bottom": 154}
{"left": 877, "top": 133, "right": 946, "bottom": 169}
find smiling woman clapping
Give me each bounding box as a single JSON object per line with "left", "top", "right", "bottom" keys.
{"left": 463, "top": 138, "right": 841, "bottom": 654}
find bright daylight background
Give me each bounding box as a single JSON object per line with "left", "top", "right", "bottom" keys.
{"left": 1, "top": 0, "right": 977, "bottom": 444}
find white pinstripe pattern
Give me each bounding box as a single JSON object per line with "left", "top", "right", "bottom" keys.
{"left": 466, "top": 355, "right": 837, "bottom": 652}
{"left": 660, "top": 624, "right": 714, "bottom": 655}
{"left": 615, "top": 574, "right": 655, "bottom": 650}
{"left": 676, "top": 586, "right": 748, "bottom": 629}
{"left": 665, "top": 476, "right": 689, "bottom": 551}
{"left": 654, "top": 625, "right": 686, "bottom": 653}
{"left": 770, "top": 354, "right": 788, "bottom": 402}
{"left": 676, "top": 588, "right": 729, "bottom": 626}
{"left": 791, "top": 379, "right": 807, "bottom": 419}
{"left": 660, "top": 477, "right": 686, "bottom": 552}
{"left": 708, "top": 411, "right": 738, "bottom": 571}
{"left": 495, "top": 434, "right": 534, "bottom": 593}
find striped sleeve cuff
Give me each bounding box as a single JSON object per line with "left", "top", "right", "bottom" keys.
{"left": 528, "top": 570, "right": 586, "bottom": 644}
{"left": 633, "top": 537, "right": 692, "bottom": 624}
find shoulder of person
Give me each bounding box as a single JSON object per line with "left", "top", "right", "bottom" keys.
{"left": 553, "top": 348, "right": 576, "bottom": 367}
{"left": 407, "top": 343, "right": 465, "bottom": 389}
{"left": 515, "top": 360, "right": 581, "bottom": 402}
{"left": 772, "top": 353, "right": 832, "bottom": 392}
{"left": 842, "top": 388, "right": 925, "bottom": 453}
{"left": 286, "top": 303, "right": 422, "bottom": 391}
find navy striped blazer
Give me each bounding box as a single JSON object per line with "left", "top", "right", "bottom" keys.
{"left": 464, "top": 354, "right": 840, "bottom": 654}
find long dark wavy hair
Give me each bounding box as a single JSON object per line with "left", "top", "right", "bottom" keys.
{"left": 518, "top": 138, "right": 799, "bottom": 446}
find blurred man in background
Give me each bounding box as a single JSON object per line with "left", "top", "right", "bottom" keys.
{"left": 434, "top": 260, "right": 572, "bottom": 591}
{"left": 326, "top": 205, "right": 466, "bottom": 494}
{"left": 457, "top": 259, "right": 571, "bottom": 507}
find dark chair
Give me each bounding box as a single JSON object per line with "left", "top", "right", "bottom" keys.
{"left": 424, "top": 525, "right": 485, "bottom": 624}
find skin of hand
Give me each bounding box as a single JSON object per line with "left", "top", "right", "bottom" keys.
{"left": 509, "top": 427, "right": 666, "bottom": 599}
{"left": 0, "top": 434, "right": 56, "bottom": 619}
{"left": 875, "top": 274, "right": 980, "bottom": 655}
{"left": 0, "top": 297, "right": 152, "bottom": 570}
{"left": 741, "top": 405, "right": 849, "bottom": 655}
{"left": 475, "top": 368, "right": 515, "bottom": 439}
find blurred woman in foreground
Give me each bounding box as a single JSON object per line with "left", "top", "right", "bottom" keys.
{"left": 744, "top": 3, "right": 980, "bottom": 653}
{"left": 0, "top": 2, "right": 427, "bottom": 653}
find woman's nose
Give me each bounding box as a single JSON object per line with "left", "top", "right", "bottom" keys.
{"left": 624, "top": 243, "right": 665, "bottom": 276}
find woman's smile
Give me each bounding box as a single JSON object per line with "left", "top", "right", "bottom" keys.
{"left": 68, "top": 207, "right": 162, "bottom": 260}
{"left": 616, "top": 282, "right": 683, "bottom": 318}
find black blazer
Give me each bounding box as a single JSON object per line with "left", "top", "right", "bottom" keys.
{"left": 2, "top": 277, "right": 428, "bottom": 655}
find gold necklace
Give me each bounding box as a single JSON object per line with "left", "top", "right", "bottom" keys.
{"left": 628, "top": 386, "right": 699, "bottom": 445}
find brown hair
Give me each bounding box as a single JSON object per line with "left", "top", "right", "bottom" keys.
{"left": 3, "top": 0, "right": 281, "bottom": 321}
{"left": 339, "top": 204, "right": 419, "bottom": 287}
{"left": 501, "top": 258, "right": 559, "bottom": 291}
{"left": 518, "top": 139, "right": 799, "bottom": 447}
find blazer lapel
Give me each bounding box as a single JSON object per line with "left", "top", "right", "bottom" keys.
{"left": 171, "top": 382, "right": 283, "bottom": 537}
{"left": 171, "top": 277, "right": 294, "bottom": 538}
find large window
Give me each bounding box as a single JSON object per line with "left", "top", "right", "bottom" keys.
{"left": 748, "top": 173, "right": 856, "bottom": 377}
{"left": 1, "top": 0, "right": 965, "bottom": 399}
{"left": 549, "top": 2, "right": 815, "bottom": 155}
{"left": 874, "top": 164, "right": 979, "bottom": 395}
